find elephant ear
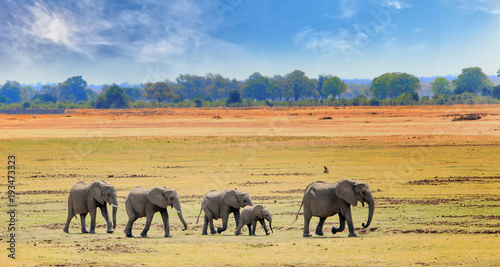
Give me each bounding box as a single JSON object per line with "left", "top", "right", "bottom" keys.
{"left": 90, "top": 181, "right": 105, "bottom": 205}
{"left": 147, "top": 187, "right": 168, "bottom": 208}
{"left": 252, "top": 205, "right": 264, "bottom": 219}
{"left": 336, "top": 179, "right": 357, "bottom": 206}
{"left": 223, "top": 189, "right": 240, "bottom": 209}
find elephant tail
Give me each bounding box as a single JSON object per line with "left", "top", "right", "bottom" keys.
{"left": 196, "top": 207, "right": 203, "bottom": 225}
{"left": 293, "top": 201, "right": 304, "bottom": 224}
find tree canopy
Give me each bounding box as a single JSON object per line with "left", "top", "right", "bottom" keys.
{"left": 452, "top": 67, "right": 490, "bottom": 95}
{"left": 144, "top": 82, "right": 173, "bottom": 102}
{"left": 321, "top": 76, "right": 347, "bottom": 99}
{"left": 370, "top": 72, "right": 421, "bottom": 99}
{"left": 58, "top": 76, "right": 88, "bottom": 102}
{"left": 430, "top": 77, "right": 452, "bottom": 97}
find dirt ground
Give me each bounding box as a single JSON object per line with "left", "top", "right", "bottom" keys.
{"left": 1, "top": 105, "right": 499, "bottom": 139}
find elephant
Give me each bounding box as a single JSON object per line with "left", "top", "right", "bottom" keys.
{"left": 295, "top": 179, "right": 374, "bottom": 237}
{"left": 196, "top": 188, "right": 253, "bottom": 235}
{"left": 63, "top": 181, "right": 118, "bottom": 234}
{"left": 124, "top": 186, "right": 187, "bottom": 237}
{"left": 235, "top": 205, "right": 273, "bottom": 236}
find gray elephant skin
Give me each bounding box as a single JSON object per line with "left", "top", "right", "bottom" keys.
{"left": 197, "top": 188, "right": 253, "bottom": 235}
{"left": 295, "top": 179, "right": 374, "bottom": 237}
{"left": 235, "top": 205, "right": 273, "bottom": 236}
{"left": 124, "top": 186, "right": 187, "bottom": 237}
{"left": 63, "top": 181, "right": 118, "bottom": 234}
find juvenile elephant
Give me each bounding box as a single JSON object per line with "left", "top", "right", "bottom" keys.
{"left": 124, "top": 186, "right": 187, "bottom": 237}
{"left": 295, "top": 179, "right": 374, "bottom": 237}
{"left": 235, "top": 205, "right": 273, "bottom": 236}
{"left": 63, "top": 181, "right": 118, "bottom": 234}
{"left": 196, "top": 188, "right": 253, "bottom": 235}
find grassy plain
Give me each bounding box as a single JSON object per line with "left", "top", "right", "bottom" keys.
{"left": 1, "top": 105, "right": 499, "bottom": 266}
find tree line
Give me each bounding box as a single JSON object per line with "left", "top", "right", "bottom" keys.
{"left": 1, "top": 67, "right": 500, "bottom": 110}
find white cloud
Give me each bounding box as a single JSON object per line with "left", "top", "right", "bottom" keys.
{"left": 448, "top": 0, "right": 500, "bottom": 14}
{"left": 380, "top": 0, "right": 411, "bottom": 10}
{"left": 413, "top": 28, "right": 423, "bottom": 34}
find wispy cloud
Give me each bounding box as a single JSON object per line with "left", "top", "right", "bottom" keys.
{"left": 447, "top": 0, "right": 500, "bottom": 14}
{"left": 0, "top": 0, "right": 243, "bottom": 81}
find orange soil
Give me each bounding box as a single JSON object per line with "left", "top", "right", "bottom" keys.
{"left": 1, "top": 105, "right": 499, "bottom": 139}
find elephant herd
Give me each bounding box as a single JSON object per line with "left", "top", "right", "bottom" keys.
{"left": 64, "top": 179, "right": 374, "bottom": 238}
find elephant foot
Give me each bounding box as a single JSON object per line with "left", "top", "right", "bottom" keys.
{"left": 125, "top": 234, "right": 134, "bottom": 238}
{"left": 89, "top": 230, "right": 96, "bottom": 234}
{"left": 107, "top": 229, "right": 114, "bottom": 234}
{"left": 202, "top": 232, "right": 208, "bottom": 235}
{"left": 217, "top": 227, "right": 224, "bottom": 234}
{"left": 331, "top": 227, "right": 339, "bottom": 235}
{"left": 164, "top": 235, "right": 172, "bottom": 238}
{"left": 348, "top": 233, "right": 358, "bottom": 237}
{"left": 266, "top": 232, "right": 270, "bottom": 236}
{"left": 141, "top": 235, "right": 148, "bottom": 238}
{"left": 63, "top": 228, "right": 69, "bottom": 234}
{"left": 82, "top": 230, "right": 89, "bottom": 234}
{"left": 303, "top": 233, "right": 312, "bottom": 237}
{"left": 315, "top": 229, "right": 324, "bottom": 236}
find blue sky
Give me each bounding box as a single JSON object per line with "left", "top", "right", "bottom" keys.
{"left": 1, "top": 0, "right": 499, "bottom": 84}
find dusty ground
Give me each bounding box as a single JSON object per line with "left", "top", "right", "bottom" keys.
{"left": 1, "top": 105, "right": 499, "bottom": 138}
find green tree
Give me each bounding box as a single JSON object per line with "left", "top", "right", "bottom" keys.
{"left": 95, "top": 85, "right": 130, "bottom": 109}
{"left": 430, "top": 77, "right": 452, "bottom": 97}
{"left": 452, "top": 67, "right": 490, "bottom": 95}
{"left": 321, "top": 76, "right": 347, "bottom": 99}
{"left": 242, "top": 72, "right": 276, "bottom": 101}
{"left": 0, "top": 81, "right": 23, "bottom": 103}
{"left": 33, "top": 93, "right": 57, "bottom": 103}
{"left": 226, "top": 90, "right": 242, "bottom": 106}
{"left": 144, "top": 82, "right": 173, "bottom": 102}
{"left": 370, "top": 72, "right": 420, "bottom": 99}
{"left": 492, "top": 85, "right": 500, "bottom": 99}
{"left": 58, "top": 76, "right": 88, "bottom": 102}
{"left": 284, "top": 70, "right": 317, "bottom": 100}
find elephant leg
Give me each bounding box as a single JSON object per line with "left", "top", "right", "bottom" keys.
{"left": 217, "top": 210, "right": 230, "bottom": 234}
{"left": 124, "top": 216, "right": 138, "bottom": 238}
{"left": 160, "top": 210, "right": 171, "bottom": 237}
{"left": 141, "top": 213, "right": 155, "bottom": 237}
{"left": 209, "top": 217, "right": 217, "bottom": 234}
{"left": 64, "top": 209, "right": 73, "bottom": 233}
{"left": 89, "top": 208, "right": 97, "bottom": 234}
{"left": 202, "top": 215, "right": 209, "bottom": 235}
{"left": 80, "top": 213, "right": 89, "bottom": 233}
{"left": 332, "top": 213, "right": 346, "bottom": 234}
{"left": 235, "top": 224, "right": 243, "bottom": 236}
{"left": 315, "top": 217, "right": 327, "bottom": 236}
{"left": 250, "top": 220, "right": 257, "bottom": 236}
{"left": 233, "top": 210, "right": 240, "bottom": 229}
{"left": 247, "top": 224, "right": 252, "bottom": 236}
{"left": 303, "top": 210, "right": 312, "bottom": 237}
{"left": 99, "top": 205, "right": 114, "bottom": 234}
{"left": 260, "top": 219, "right": 269, "bottom": 235}
{"left": 342, "top": 207, "right": 357, "bottom": 237}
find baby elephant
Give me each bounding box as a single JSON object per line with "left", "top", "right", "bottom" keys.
{"left": 235, "top": 205, "right": 273, "bottom": 236}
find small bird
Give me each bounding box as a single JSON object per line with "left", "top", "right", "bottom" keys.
{"left": 323, "top": 166, "right": 329, "bottom": 174}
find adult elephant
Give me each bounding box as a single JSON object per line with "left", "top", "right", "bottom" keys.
{"left": 63, "top": 181, "right": 118, "bottom": 234}
{"left": 196, "top": 188, "right": 253, "bottom": 235}
{"left": 124, "top": 186, "right": 187, "bottom": 237}
{"left": 295, "top": 179, "right": 374, "bottom": 237}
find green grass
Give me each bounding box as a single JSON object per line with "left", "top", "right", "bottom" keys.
{"left": 1, "top": 135, "right": 499, "bottom": 266}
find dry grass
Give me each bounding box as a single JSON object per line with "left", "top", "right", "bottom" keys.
{"left": 1, "top": 105, "right": 499, "bottom": 266}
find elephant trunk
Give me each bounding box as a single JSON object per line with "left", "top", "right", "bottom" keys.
{"left": 362, "top": 197, "right": 374, "bottom": 228}
{"left": 268, "top": 219, "right": 273, "bottom": 233}
{"left": 173, "top": 201, "right": 188, "bottom": 231}
{"left": 108, "top": 195, "right": 119, "bottom": 229}
{"left": 112, "top": 205, "right": 117, "bottom": 229}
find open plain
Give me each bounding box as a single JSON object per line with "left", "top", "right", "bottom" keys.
{"left": 1, "top": 105, "right": 500, "bottom": 266}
